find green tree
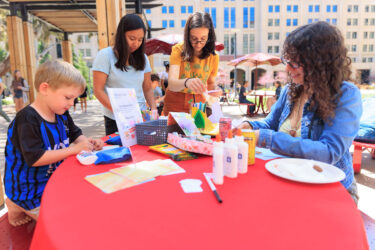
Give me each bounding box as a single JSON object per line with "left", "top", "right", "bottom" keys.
{"left": 38, "top": 41, "right": 51, "bottom": 64}
{"left": 72, "top": 45, "right": 92, "bottom": 98}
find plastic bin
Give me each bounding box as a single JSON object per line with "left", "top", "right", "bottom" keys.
{"left": 136, "top": 119, "right": 182, "bottom": 146}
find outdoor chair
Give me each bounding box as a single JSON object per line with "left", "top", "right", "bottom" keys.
{"left": 352, "top": 140, "right": 375, "bottom": 173}
{"left": 239, "top": 103, "right": 256, "bottom": 117}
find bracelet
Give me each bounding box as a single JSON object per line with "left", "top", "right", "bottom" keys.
{"left": 184, "top": 78, "right": 191, "bottom": 88}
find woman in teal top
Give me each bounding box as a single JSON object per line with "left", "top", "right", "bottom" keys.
{"left": 93, "top": 14, "right": 156, "bottom": 135}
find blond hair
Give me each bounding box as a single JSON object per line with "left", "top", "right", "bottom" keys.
{"left": 34, "top": 60, "right": 86, "bottom": 91}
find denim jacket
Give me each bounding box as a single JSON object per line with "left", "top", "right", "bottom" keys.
{"left": 249, "top": 81, "right": 362, "bottom": 189}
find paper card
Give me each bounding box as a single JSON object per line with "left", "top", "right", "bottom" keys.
{"left": 152, "top": 159, "right": 186, "bottom": 176}
{"left": 179, "top": 179, "right": 203, "bottom": 193}
{"left": 85, "top": 172, "right": 137, "bottom": 194}
{"left": 255, "top": 147, "right": 287, "bottom": 160}
{"left": 110, "top": 162, "right": 160, "bottom": 183}
{"left": 168, "top": 112, "right": 201, "bottom": 137}
{"left": 107, "top": 88, "right": 143, "bottom": 147}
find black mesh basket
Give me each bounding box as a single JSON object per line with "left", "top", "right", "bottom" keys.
{"left": 135, "top": 119, "right": 182, "bottom": 146}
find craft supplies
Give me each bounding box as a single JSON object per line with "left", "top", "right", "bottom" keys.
{"left": 219, "top": 117, "right": 232, "bottom": 141}
{"left": 212, "top": 133, "right": 224, "bottom": 185}
{"left": 242, "top": 129, "right": 256, "bottom": 165}
{"left": 204, "top": 173, "right": 223, "bottom": 203}
{"left": 235, "top": 129, "right": 249, "bottom": 174}
{"left": 223, "top": 130, "right": 238, "bottom": 178}
{"left": 149, "top": 144, "right": 197, "bottom": 161}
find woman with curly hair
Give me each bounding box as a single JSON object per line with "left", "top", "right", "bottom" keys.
{"left": 236, "top": 21, "right": 362, "bottom": 203}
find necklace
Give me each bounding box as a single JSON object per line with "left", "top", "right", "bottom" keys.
{"left": 289, "top": 95, "right": 306, "bottom": 137}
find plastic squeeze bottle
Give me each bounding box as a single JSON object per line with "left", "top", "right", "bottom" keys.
{"left": 223, "top": 130, "right": 238, "bottom": 178}
{"left": 235, "top": 129, "right": 249, "bottom": 174}
{"left": 212, "top": 133, "right": 224, "bottom": 185}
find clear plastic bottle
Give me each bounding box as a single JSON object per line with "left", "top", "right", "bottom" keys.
{"left": 212, "top": 133, "right": 224, "bottom": 184}
{"left": 223, "top": 130, "right": 238, "bottom": 178}
{"left": 235, "top": 129, "right": 249, "bottom": 174}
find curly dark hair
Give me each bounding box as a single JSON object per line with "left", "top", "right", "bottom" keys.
{"left": 283, "top": 21, "right": 352, "bottom": 123}
{"left": 182, "top": 12, "right": 217, "bottom": 62}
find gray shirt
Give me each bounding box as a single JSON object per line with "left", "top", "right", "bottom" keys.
{"left": 92, "top": 47, "right": 151, "bottom": 120}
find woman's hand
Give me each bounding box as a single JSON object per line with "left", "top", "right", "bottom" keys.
{"left": 232, "top": 122, "right": 252, "bottom": 135}
{"left": 185, "top": 78, "right": 206, "bottom": 94}
{"left": 207, "top": 88, "right": 222, "bottom": 97}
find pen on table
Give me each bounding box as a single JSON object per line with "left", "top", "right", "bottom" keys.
{"left": 203, "top": 173, "right": 223, "bottom": 203}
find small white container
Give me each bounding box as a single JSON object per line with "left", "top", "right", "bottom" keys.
{"left": 212, "top": 134, "right": 224, "bottom": 184}
{"left": 235, "top": 129, "right": 249, "bottom": 174}
{"left": 223, "top": 130, "right": 238, "bottom": 178}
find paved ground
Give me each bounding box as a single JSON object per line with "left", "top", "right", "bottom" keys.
{"left": 1, "top": 100, "right": 374, "bottom": 218}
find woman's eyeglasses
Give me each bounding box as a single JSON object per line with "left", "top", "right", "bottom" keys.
{"left": 281, "top": 56, "right": 300, "bottom": 69}
{"left": 190, "top": 38, "right": 209, "bottom": 45}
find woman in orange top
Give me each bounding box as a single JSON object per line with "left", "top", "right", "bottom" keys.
{"left": 163, "top": 12, "right": 221, "bottom": 115}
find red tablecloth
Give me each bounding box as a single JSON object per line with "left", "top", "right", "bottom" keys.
{"left": 30, "top": 145, "right": 368, "bottom": 250}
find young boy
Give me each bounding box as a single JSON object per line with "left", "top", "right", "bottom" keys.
{"left": 4, "top": 60, "right": 103, "bottom": 226}
{"left": 151, "top": 74, "right": 164, "bottom": 115}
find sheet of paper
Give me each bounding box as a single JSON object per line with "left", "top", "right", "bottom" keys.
{"left": 255, "top": 147, "right": 286, "bottom": 160}
{"left": 168, "top": 112, "right": 201, "bottom": 136}
{"left": 208, "top": 102, "right": 224, "bottom": 124}
{"left": 110, "top": 162, "right": 160, "bottom": 183}
{"left": 179, "top": 179, "right": 203, "bottom": 193}
{"left": 85, "top": 172, "right": 137, "bottom": 194}
{"left": 153, "top": 159, "right": 186, "bottom": 176}
{"left": 107, "top": 88, "right": 143, "bottom": 147}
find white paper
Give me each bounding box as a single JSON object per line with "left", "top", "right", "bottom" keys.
{"left": 179, "top": 179, "right": 203, "bottom": 193}
{"left": 107, "top": 88, "right": 143, "bottom": 147}
{"left": 208, "top": 101, "right": 224, "bottom": 123}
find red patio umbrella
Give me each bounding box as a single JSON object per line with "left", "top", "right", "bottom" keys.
{"left": 227, "top": 53, "right": 282, "bottom": 89}
{"left": 146, "top": 34, "right": 224, "bottom": 56}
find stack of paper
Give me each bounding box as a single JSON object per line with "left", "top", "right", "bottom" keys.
{"left": 85, "top": 159, "right": 185, "bottom": 193}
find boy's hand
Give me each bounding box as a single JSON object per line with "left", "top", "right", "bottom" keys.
{"left": 71, "top": 138, "right": 93, "bottom": 154}
{"left": 88, "top": 138, "right": 104, "bottom": 151}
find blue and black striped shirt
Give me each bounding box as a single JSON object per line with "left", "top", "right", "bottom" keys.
{"left": 4, "top": 105, "right": 82, "bottom": 210}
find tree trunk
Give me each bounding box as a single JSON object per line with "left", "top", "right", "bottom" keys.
{"left": 0, "top": 55, "right": 10, "bottom": 77}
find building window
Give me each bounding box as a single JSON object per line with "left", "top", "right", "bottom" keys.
{"left": 268, "top": 19, "right": 273, "bottom": 27}
{"left": 169, "top": 6, "right": 174, "bottom": 13}
{"left": 308, "top": 18, "right": 313, "bottom": 24}
{"left": 365, "top": 18, "right": 369, "bottom": 25}
{"left": 369, "top": 58, "right": 373, "bottom": 63}
{"left": 84, "top": 35, "right": 90, "bottom": 43}
{"left": 148, "top": 20, "right": 151, "bottom": 27}
{"left": 79, "top": 49, "right": 84, "bottom": 56}
{"left": 268, "top": 32, "right": 273, "bottom": 40}
{"left": 268, "top": 5, "right": 273, "bottom": 13}
{"left": 353, "top": 18, "right": 358, "bottom": 26}
{"left": 85, "top": 49, "right": 91, "bottom": 57}
{"left": 369, "top": 45, "right": 374, "bottom": 52}
{"left": 77, "top": 35, "right": 83, "bottom": 43}
{"left": 188, "top": 6, "right": 193, "bottom": 13}
{"left": 315, "top": 5, "right": 320, "bottom": 12}
{"left": 162, "top": 6, "right": 167, "bottom": 14}
{"left": 162, "top": 20, "right": 167, "bottom": 28}
{"left": 293, "top": 5, "right": 298, "bottom": 12}
{"left": 205, "top": 7, "right": 209, "bottom": 14}
{"left": 224, "top": 8, "right": 229, "bottom": 28}
{"left": 243, "top": 7, "right": 248, "bottom": 28}
{"left": 212, "top": 8, "right": 217, "bottom": 28}
{"left": 370, "top": 32, "right": 375, "bottom": 39}
{"left": 332, "top": 18, "right": 337, "bottom": 25}
{"left": 250, "top": 7, "right": 255, "bottom": 28}
{"left": 363, "top": 44, "right": 368, "bottom": 52}
{"left": 169, "top": 20, "right": 174, "bottom": 28}
{"left": 286, "top": 19, "right": 291, "bottom": 26}
{"left": 230, "top": 34, "right": 235, "bottom": 55}
{"left": 268, "top": 46, "right": 273, "bottom": 53}
{"left": 326, "top": 18, "right": 330, "bottom": 23}
{"left": 353, "top": 5, "right": 358, "bottom": 12}
{"left": 352, "top": 32, "right": 357, "bottom": 39}
{"left": 327, "top": 5, "right": 331, "bottom": 12}
{"left": 181, "top": 20, "right": 186, "bottom": 27}
{"left": 231, "top": 7, "right": 236, "bottom": 28}
{"left": 365, "top": 5, "right": 369, "bottom": 12}
{"left": 274, "top": 32, "right": 280, "bottom": 40}
{"left": 372, "top": 19, "right": 375, "bottom": 25}
{"left": 352, "top": 45, "right": 357, "bottom": 52}
{"left": 333, "top": 5, "right": 337, "bottom": 12}
{"left": 346, "top": 32, "right": 351, "bottom": 39}
{"left": 181, "top": 6, "right": 186, "bottom": 14}
{"left": 243, "top": 34, "right": 248, "bottom": 54}
{"left": 224, "top": 34, "right": 229, "bottom": 54}
{"left": 364, "top": 32, "right": 368, "bottom": 39}
{"left": 362, "top": 57, "right": 367, "bottom": 63}
{"left": 275, "top": 5, "right": 280, "bottom": 13}
{"left": 249, "top": 33, "right": 255, "bottom": 53}
{"left": 372, "top": 5, "right": 375, "bottom": 12}
{"left": 275, "top": 19, "right": 280, "bottom": 26}
{"left": 274, "top": 46, "right": 279, "bottom": 53}
{"left": 347, "top": 18, "right": 351, "bottom": 26}
{"left": 347, "top": 5, "right": 352, "bottom": 12}
{"left": 308, "top": 5, "right": 313, "bottom": 12}
{"left": 293, "top": 19, "right": 298, "bottom": 26}
{"left": 145, "top": 9, "right": 151, "bottom": 14}
{"left": 286, "top": 5, "right": 291, "bottom": 13}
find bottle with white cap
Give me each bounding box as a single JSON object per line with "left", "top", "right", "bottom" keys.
{"left": 235, "top": 128, "right": 249, "bottom": 174}
{"left": 212, "top": 133, "right": 224, "bottom": 184}
{"left": 223, "top": 130, "right": 238, "bottom": 178}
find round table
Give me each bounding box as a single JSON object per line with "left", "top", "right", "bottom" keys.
{"left": 30, "top": 145, "right": 368, "bottom": 250}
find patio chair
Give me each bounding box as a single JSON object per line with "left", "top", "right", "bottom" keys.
{"left": 352, "top": 140, "right": 375, "bottom": 173}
